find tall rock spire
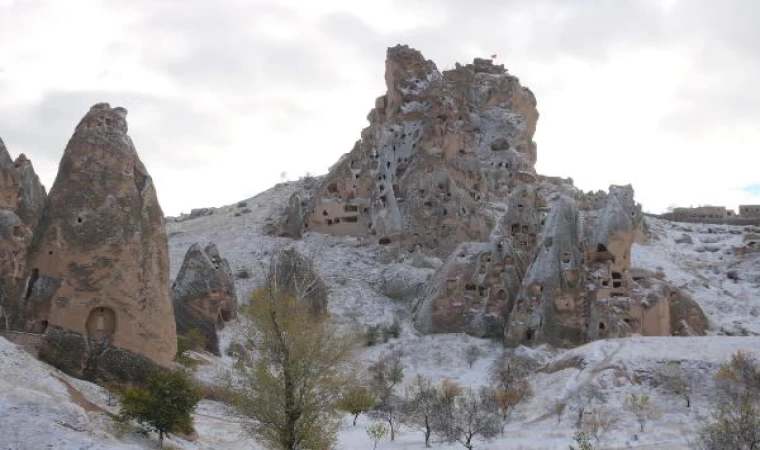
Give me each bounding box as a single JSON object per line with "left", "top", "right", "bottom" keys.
{"left": 21, "top": 103, "right": 176, "bottom": 379}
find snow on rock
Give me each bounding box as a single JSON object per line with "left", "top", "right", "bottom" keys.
{"left": 159, "top": 190, "right": 760, "bottom": 450}
{"left": 633, "top": 217, "right": 760, "bottom": 335}
{"left": 0, "top": 337, "right": 143, "bottom": 450}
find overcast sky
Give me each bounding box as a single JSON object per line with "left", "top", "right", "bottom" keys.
{"left": 1, "top": 0, "right": 758, "bottom": 216}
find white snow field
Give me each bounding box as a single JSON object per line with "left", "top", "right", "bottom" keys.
{"left": 2, "top": 180, "right": 758, "bottom": 449}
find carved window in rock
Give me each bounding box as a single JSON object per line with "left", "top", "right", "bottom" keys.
{"left": 86, "top": 307, "right": 116, "bottom": 341}
{"left": 611, "top": 271, "right": 623, "bottom": 288}
{"left": 445, "top": 279, "right": 458, "bottom": 296}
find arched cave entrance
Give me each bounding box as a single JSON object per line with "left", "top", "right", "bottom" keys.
{"left": 86, "top": 307, "right": 116, "bottom": 341}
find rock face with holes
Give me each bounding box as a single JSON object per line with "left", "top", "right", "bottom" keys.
{"left": 415, "top": 181, "right": 707, "bottom": 346}
{"left": 0, "top": 138, "right": 47, "bottom": 331}
{"left": 292, "top": 45, "right": 538, "bottom": 255}
{"left": 257, "top": 45, "right": 707, "bottom": 347}
{"left": 16, "top": 103, "right": 176, "bottom": 380}
{"left": 413, "top": 184, "right": 546, "bottom": 337}
{"left": 500, "top": 185, "right": 707, "bottom": 347}
{"left": 172, "top": 242, "right": 237, "bottom": 355}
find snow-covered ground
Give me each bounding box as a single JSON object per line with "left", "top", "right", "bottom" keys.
{"left": 2, "top": 182, "right": 759, "bottom": 449}
{"left": 634, "top": 218, "right": 760, "bottom": 335}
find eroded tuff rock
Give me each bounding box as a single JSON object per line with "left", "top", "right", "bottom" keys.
{"left": 0, "top": 139, "right": 46, "bottom": 330}
{"left": 264, "top": 45, "right": 708, "bottom": 348}
{"left": 172, "top": 242, "right": 237, "bottom": 354}
{"left": 270, "top": 248, "right": 329, "bottom": 313}
{"left": 279, "top": 45, "right": 539, "bottom": 255}
{"left": 16, "top": 103, "right": 176, "bottom": 380}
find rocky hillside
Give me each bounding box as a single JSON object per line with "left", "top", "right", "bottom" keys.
{"left": 2, "top": 186, "right": 759, "bottom": 449}
{"left": 1, "top": 45, "right": 759, "bottom": 450}
{"left": 259, "top": 45, "right": 709, "bottom": 349}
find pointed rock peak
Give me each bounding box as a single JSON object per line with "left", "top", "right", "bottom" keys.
{"left": 74, "top": 102, "right": 129, "bottom": 138}
{"left": 13, "top": 153, "right": 31, "bottom": 168}
{"left": 21, "top": 103, "right": 175, "bottom": 377}
{"left": 384, "top": 44, "right": 441, "bottom": 97}
{"left": 386, "top": 44, "right": 436, "bottom": 71}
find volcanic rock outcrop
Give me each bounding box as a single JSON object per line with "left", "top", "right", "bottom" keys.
{"left": 0, "top": 138, "right": 47, "bottom": 330}
{"left": 172, "top": 242, "right": 237, "bottom": 354}
{"left": 17, "top": 103, "right": 176, "bottom": 380}
{"left": 285, "top": 45, "right": 539, "bottom": 255}
{"left": 268, "top": 45, "right": 708, "bottom": 347}
{"left": 269, "top": 248, "right": 329, "bottom": 313}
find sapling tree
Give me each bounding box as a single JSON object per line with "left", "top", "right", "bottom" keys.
{"left": 338, "top": 386, "right": 376, "bottom": 426}
{"left": 403, "top": 375, "right": 439, "bottom": 447}
{"left": 624, "top": 393, "right": 661, "bottom": 432}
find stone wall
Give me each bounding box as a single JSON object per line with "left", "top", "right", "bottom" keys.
{"left": 1, "top": 331, "right": 45, "bottom": 357}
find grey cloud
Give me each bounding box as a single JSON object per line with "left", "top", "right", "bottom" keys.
{"left": 0, "top": 90, "right": 227, "bottom": 177}
{"left": 659, "top": 0, "right": 760, "bottom": 131}
{"left": 397, "top": 0, "right": 666, "bottom": 60}
{"left": 124, "top": 1, "right": 342, "bottom": 93}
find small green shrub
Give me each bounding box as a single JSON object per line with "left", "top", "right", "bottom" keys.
{"left": 120, "top": 368, "right": 202, "bottom": 448}
{"left": 385, "top": 318, "right": 401, "bottom": 339}
{"left": 365, "top": 325, "right": 382, "bottom": 346}
{"left": 366, "top": 423, "right": 389, "bottom": 450}
{"left": 176, "top": 329, "right": 207, "bottom": 367}
{"left": 338, "top": 387, "right": 376, "bottom": 426}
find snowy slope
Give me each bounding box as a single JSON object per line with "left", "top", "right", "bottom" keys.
{"left": 161, "top": 182, "right": 760, "bottom": 449}
{"left": 634, "top": 217, "right": 760, "bottom": 335}
{"left": 2, "top": 181, "right": 759, "bottom": 450}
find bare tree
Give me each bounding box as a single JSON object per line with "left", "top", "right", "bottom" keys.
{"left": 369, "top": 394, "right": 404, "bottom": 442}
{"left": 490, "top": 380, "right": 532, "bottom": 435}
{"left": 369, "top": 350, "right": 405, "bottom": 402}
{"left": 487, "top": 350, "right": 534, "bottom": 434}
{"left": 579, "top": 406, "right": 618, "bottom": 446}
{"left": 550, "top": 400, "right": 567, "bottom": 425}
{"left": 368, "top": 350, "right": 405, "bottom": 441}
{"left": 403, "top": 376, "right": 438, "bottom": 447}
{"left": 490, "top": 350, "right": 537, "bottom": 391}
{"left": 624, "top": 393, "right": 661, "bottom": 432}
{"left": 441, "top": 387, "right": 501, "bottom": 450}
{"left": 465, "top": 344, "right": 482, "bottom": 369}
{"left": 658, "top": 362, "right": 696, "bottom": 408}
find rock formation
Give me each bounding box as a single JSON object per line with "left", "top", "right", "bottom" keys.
{"left": 269, "top": 248, "right": 329, "bottom": 313}
{"left": 0, "top": 138, "right": 46, "bottom": 331}
{"left": 172, "top": 242, "right": 237, "bottom": 354}
{"left": 262, "top": 45, "right": 708, "bottom": 347}
{"left": 17, "top": 103, "right": 176, "bottom": 380}
{"left": 287, "top": 45, "right": 539, "bottom": 256}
